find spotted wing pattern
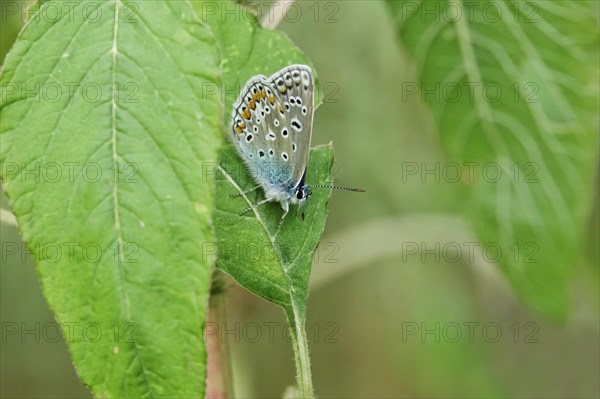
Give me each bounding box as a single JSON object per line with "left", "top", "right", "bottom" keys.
{"left": 230, "top": 65, "right": 315, "bottom": 198}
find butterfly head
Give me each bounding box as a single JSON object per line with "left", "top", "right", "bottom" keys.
{"left": 291, "top": 185, "right": 310, "bottom": 206}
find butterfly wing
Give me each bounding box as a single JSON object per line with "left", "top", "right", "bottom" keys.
{"left": 267, "top": 65, "right": 315, "bottom": 189}
{"left": 230, "top": 65, "right": 315, "bottom": 197}
{"left": 230, "top": 75, "right": 295, "bottom": 194}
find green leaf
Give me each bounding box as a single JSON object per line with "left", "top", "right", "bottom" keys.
{"left": 215, "top": 144, "right": 334, "bottom": 397}
{"left": 387, "top": 0, "right": 599, "bottom": 318}
{"left": 1, "top": 1, "right": 221, "bottom": 397}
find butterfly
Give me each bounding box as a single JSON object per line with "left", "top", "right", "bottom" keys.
{"left": 229, "top": 64, "right": 364, "bottom": 223}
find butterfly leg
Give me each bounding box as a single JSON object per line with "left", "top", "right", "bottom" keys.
{"left": 229, "top": 185, "right": 261, "bottom": 198}
{"left": 239, "top": 197, "right": 270, "bottom": 216}
{"left": 274, "top": 202, "right": 290, "bottom": 234}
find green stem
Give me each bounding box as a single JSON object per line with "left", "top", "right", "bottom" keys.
{"left": 261, "top": 0, "right": 296, "bottom": 30}
{"left": 288, "top": 306, "right": 313, "bottom": 398}
{"left": 0, "top": 207, "right": 17, "bottom": 227}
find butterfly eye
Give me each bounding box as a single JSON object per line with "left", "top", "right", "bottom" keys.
{"left": 296, "top": 190, "right": 304, "bottom": 200}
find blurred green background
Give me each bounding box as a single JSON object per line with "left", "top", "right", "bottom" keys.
{"left": 1, "top": 1, "right": 598, "bottom": 398}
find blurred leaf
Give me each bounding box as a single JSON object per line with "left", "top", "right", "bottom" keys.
{"left": 387, "top": 0, "right": 599, "bottom": 319}
{"left": 0, "top": 0, "right": 26, "bottom": 64}
{"left": 215, "top": 144, "right": 334, "bottom": 397}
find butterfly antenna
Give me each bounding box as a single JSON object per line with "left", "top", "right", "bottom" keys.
{"left": 307, "top": 184, "right": 365, "bottom": 192}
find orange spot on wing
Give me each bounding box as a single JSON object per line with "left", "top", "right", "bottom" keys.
{"left": 248, "top": 99, "right": 256, "bottom": 110}
{"left": 269, "top": 95, "right": 275, "bottom": 105}
{"left": 242, "top": 109, "right": 251, "bottom": 119}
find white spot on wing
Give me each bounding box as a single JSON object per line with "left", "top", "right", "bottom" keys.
{"left": 266, "top": 130, "right": 277, "bottom": 141}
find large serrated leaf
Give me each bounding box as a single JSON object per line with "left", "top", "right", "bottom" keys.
{"left": 1, "top": 1, "right": 222, "bottom": 396}
{"left": 387, "top": 0, "right": 599, "bottom": 319}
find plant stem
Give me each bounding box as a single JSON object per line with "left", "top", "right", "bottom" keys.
{"left": 0, "top": 207, "right": 17, "bottom": 226}
{"left": 295, "top": 325, "right": 314, "bottom": 398}
{"left": 289, "top": 307, "right": 314, "bottom": 398}
{"left": 205, "top": 273, "right": 234, "bottom": 398}
{"left": 261, "top": 0, "right": 295, "bottom": 30}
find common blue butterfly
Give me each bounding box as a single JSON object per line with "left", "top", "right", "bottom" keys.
{"left": 229, "top": 64, "right": 363, "bottom": 222}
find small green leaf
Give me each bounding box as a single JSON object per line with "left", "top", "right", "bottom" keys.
{"left": 215, "top": 144, "right": 334, "bottom": 397}
{"left": 387, "top": 0, "right": 599, "bottom": 318}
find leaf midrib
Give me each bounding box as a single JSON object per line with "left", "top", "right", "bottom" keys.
{"left": 437, "top": 0, "right": 578, "bottom": 246}
{"left": 109, "top": 0, "right": 153, "bottom": 396}
{"left": 216, "top": 164, "right": 301, "bottom": 312}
